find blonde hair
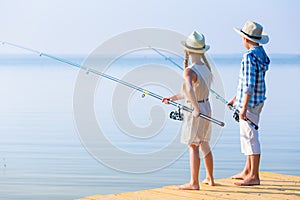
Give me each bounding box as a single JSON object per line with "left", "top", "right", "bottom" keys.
{"left": 184, "top": 50, "right": 212, "bottom": 73}
{"left": 184, "top": 51, "right": 189, "bottom": 69}
{"left": 201, "top": 54, "right": 212, "bottom": 72}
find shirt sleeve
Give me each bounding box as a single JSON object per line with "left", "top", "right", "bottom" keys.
{"left": 242, "top": 53, "right": 257, "bottom": 95}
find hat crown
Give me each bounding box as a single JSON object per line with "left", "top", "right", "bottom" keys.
{"left": 242, "top": 21, "right": 263, "bottom": 38}
{"left": 181, "top": 31, "right": 210, "bottom": 53}
{"left": 234, "top": 20, "right": 269, "bottom": 44}
{"left": 186, "top": 31, "right": 206, "bottom": 49}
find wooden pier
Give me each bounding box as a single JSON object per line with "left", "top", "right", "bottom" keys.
{"left": 79, "top": 172, "right": 300, "bottom": 200}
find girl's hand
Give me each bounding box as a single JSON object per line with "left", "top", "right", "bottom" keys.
{"left": 162, "top": 98, "right": 170, "bottom": 104}
{"left": 192, "top": 107, "right": 200, "bottom": 118}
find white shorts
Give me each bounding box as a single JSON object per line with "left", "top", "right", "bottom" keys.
{"left": 239, "top": 103, "right": 264, "bottom": 155}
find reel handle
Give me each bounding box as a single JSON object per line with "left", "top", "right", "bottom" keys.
{"left": 233, "top": 110, "right": 259, "bottom": 130}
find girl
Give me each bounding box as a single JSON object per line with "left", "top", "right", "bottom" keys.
{"left": 162, "top": 31, "right": 214, "bottom": 190}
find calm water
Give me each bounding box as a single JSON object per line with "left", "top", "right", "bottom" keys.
{"left": 0, "top": 54, "right": 299, "bottom": 199}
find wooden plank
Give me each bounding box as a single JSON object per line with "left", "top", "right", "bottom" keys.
{"left": 78, "top": 172, "right": 300, "bottom": 200}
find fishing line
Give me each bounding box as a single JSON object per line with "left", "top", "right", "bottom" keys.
{"left": 146, "top": 45, "right": 258, "bottom": 130}
{"left": 1, "top": 41, "right": 225, "bottom": 127}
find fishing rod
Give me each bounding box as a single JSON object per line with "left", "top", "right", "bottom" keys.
{"left": 210, "top": 92, "right": 259, "bottom": 130}
{"left": 147, "top": 45, "right": 258, "bottom": 130}
{"left": 146, "top": 45, "right": 229, "bottom": 97}
{"left": 0, "top": 41, "right": 225, "bottom": 127}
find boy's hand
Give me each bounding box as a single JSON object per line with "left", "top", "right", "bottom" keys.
{"left": 227, "top": 102, "right": 234, "bottom": 110}
{"left": 239, "top": 107, "right": 247, "bottom": 121}
{"left": 227, "top": 98, "right": 235, "bottom": 110}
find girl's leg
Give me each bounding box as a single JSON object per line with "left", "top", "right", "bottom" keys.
{"left": 179, "top": 144, "right": 200, "bottom": 190}
{"left": 200, "top": 142, "right": 215, "bottom": 186}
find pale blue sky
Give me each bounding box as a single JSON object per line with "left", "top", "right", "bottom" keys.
{"left": 0, "top": 0, "right": 299, "bottom": 54}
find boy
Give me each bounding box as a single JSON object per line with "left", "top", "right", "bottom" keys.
{"left": 227, "top": 20, "right": 270, "bottom": 186}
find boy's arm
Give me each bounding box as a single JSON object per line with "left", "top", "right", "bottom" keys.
{"left": 227, "top": 96, "right": 236, "bottom": 110}
{"left": 239, "top": 53, "right": 256, "bottom": 119}
{"left": 240, "top": 94, "right": 251, "bottom": 120}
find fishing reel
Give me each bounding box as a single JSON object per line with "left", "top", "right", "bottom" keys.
{"left": 232, "top": 110, "right": 259, "bottom": 130}
{"left": 169, "top": 107, "right": 183, "bottom": 121}
{"left": 233, "top": 110, "right": 240, "bottom": 122}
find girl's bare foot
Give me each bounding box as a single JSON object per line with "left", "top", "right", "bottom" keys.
{"left": 202, "top": 178, "right": 215, "bottom": 186}
{"left": 178, "top": 183, "right": 200, "bottom": 190}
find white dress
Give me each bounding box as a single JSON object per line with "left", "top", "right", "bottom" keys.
{"left": 181, "top": 64, "right": 212, "bottom": 145}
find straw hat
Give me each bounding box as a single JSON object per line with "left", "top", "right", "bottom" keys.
{"left": 181, "top": 31, "right": 210, "bottom": 53}
{"left": 234, "top": 20, "right": 269, "bottom": 44}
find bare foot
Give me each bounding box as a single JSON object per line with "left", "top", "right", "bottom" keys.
{"left": 178, "top": 183, "right": 200, "bottom": 190}
{"left": 202, "top": 178, "right": 215, "bottom": 186}
{"left": 231, "top": 172, "right": 247, "bottom": 180}
{"left": 234, "top": 178, "right": 260, "bottom": 186}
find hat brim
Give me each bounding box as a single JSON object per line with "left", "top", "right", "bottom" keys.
{"left": 234, "top": 28, "right": 269, "bottom": 44}
{"left": 180, "top": 41, "right": 210, "bottom": 53}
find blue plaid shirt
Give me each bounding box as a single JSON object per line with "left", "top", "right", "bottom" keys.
{"left": 235, "top": 46, "right": 270, "bottom": 108}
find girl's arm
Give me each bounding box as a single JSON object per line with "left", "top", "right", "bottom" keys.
{"left": 162, "top": 93, "right": 184, "bottom": 104}
{"left": 183, "top": 68, "right": 200, "bottom": 117}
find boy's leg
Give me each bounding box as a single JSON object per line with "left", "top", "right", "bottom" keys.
{"left": 179, "top": 144, "right": 200, "bottom": 190}
{"left": 233, "top": 104, "right": 263, "bottom": 181}
{"left": 235, "top": 154, "right": 260, "bottom": 186}
{"left": 232, "top": 156, "right": 251, "bottom": 179}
